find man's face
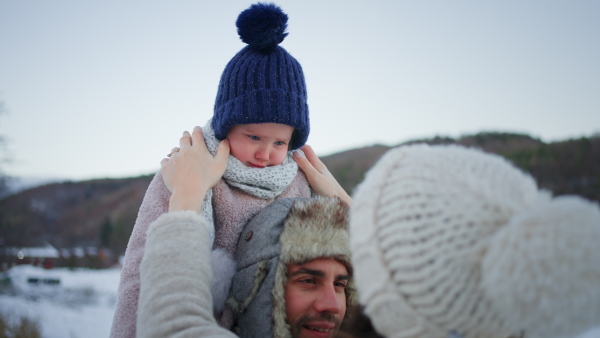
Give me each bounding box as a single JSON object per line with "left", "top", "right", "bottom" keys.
{"left": 285, "top": 258, "right": 348, "bottom": 338}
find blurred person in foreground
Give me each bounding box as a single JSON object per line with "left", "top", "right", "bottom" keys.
{"left": 136, "top": 126, "right": 355, "bottom": 338}
{"left": 341, "top": 144, "right": 600, "bottom": 338}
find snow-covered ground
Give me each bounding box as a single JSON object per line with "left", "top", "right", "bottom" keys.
{"left": 0, "top": 265, "right": 120, "bottom": 338}
{"left": 0, "top": 264, "right": 599, "bottom": 338}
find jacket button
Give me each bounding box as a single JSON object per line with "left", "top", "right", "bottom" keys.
{"left": 245, "top": 230, "right": 253, "bottom": 241}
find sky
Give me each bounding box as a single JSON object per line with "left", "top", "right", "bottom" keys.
{"left": 0, "top": 0, "right": 599, "bottom": 181}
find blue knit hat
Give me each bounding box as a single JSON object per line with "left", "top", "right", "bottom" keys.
{"left": 212, "top": 3, "right": 309, "bottom": 150}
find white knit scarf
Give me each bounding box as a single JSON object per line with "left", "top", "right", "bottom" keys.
{"left": 199, "top": 120, "right": 299, "bottom": 242}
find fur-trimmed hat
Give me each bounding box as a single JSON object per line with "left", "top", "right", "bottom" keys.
{"left": 350, "top": 144, "right": 600, "bottom": 338}
{"left": 212, "top": 3, "right": 310, "bottom": 150}
{"left": 230, "top": 197, "right": 355, "bottom": 338}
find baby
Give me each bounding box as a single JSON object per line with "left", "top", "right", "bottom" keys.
{"left": 110, "top": 3, "right": 313, "bottom": 337}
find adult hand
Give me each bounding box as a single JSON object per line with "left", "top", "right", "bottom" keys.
{"left": 161, "top": 126, "right": 230, "bottom": 212}
{"left": 293, "top": 145, "right": 352, "bottom": 205}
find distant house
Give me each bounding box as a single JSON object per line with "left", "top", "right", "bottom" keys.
{"left": 4, "top": 243, "right": 60, "bottom": 269}
{"left": 72, "top": 247, "right": 86, "bottom": 258}
{"left": 57, "top": 246, "right": 114, "bottom": 269}
{"left": 1, "top": 244, "right": 114, "bottom": 270}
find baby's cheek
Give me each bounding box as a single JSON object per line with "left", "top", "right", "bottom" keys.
{"left": 273, "top": 150, "right": 288, "bottom": 165}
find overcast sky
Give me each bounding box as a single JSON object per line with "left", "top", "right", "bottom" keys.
{"left": 1, "top": 0, "right": 599, "bottom": 181}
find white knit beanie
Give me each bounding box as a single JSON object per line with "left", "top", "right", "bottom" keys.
{"left": 349, "top": 144, "right": 600, "bottom": 338}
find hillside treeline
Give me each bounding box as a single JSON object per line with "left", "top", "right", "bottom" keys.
{"left": 327, "top": 132, "right": 600, "bottom": 203}
{"left": 1, "top": 132, "right": 598, "bottom": 267}
{"left": 0, "top": 176, "right": 152, "bottom": 260}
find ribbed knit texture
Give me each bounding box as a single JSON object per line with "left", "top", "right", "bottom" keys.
{"left": 350, "top": 144, "right": 600, "bottom": 338}
{"left": 481, "top": 196, "right": 600, "bottom": 338}
{"left": 211, "top": 4, "right": 309, "bottom": 150}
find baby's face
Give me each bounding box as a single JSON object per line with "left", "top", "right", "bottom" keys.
{"left": 227, "top": 123, "right": 294, "bottom": 168}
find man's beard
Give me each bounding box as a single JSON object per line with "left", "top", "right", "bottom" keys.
{"left": 290, "top": 313, "right": 342, "bottom": 338}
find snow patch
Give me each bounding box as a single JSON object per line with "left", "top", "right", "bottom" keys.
{"left": 0, "top": 265, "right": 120, "bottom": 338}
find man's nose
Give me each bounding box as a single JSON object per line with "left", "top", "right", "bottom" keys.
{"left": 314, "top": 285, "right": 342, "bottom": 314}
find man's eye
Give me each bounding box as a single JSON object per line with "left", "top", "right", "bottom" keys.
{"left": 334, "top": 281, "right": 347, "bottom": 289}
{"left": 300, "top": 278, "right": 316, "bottom": 285}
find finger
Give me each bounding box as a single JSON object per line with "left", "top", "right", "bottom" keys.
{"left": 179, "top": 131, "right": 192, "bottom": 149}
{"left": 299, "top": 145, "right": 325, "bottom": 171}
{"left": 191, "top": 126, "right": 210, "bottom": 153}
{"left": 160, "top": 158, "right": 169, "bottom": 166}
{"left": 293, "top": 149, "right": 319, "bottom": 176}
{"left": 191, "top": 126, "right": 202, "bottom": 146}
{"left": 301, "top": 145, "right": 321, "bottom": 163}
{"left": 215, "top": 139, "right": 230, "bottom": 163}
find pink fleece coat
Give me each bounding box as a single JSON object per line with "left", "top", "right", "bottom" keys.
{"left": 110, "top": 170, "right": 311, "bottom": 338}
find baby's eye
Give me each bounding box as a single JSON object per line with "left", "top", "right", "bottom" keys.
{"left": 247, "top": 135, "right": 260, "bottom": 141}
{"left": 274, "top": 141, "right": 286, "bottom": 146}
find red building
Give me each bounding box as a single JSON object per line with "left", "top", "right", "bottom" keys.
{"left": 5, "top": 243, "right": 60, "bottom": 269}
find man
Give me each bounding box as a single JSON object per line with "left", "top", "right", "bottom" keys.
{"left": 229, "top": 197, "right": 354, "bottom": 338}
{"left": 137, "top": 197, "right": 353, "bottom": 338}
{"left": 135, "top": 127, "right": 354, "bottom": 338}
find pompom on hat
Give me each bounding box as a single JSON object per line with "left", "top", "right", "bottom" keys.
{"left": 350, "top": 144, "right": 600, "bottom": 338}
{"left": 212, "top": 3, "right": 309, "bottom": 150}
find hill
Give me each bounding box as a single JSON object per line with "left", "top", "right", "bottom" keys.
{"left": 1, "top": 132, "right": 598, "bottom": 266}
{"left": 0, "top": 176, "right": 153, "bottom": 258}
{"left": 330, "top": 132, "right": 600, "bottom": 202}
